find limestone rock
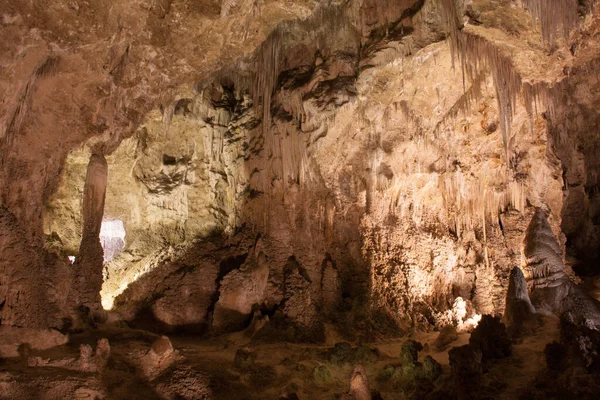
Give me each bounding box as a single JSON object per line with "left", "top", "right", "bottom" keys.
{"left": 433, "top": 325, "right": 459, "bottom": 351}
{"left": 560, "top": 312, "right": 600, "bottom": 371}
{"left": 153, "top": 366, "right": 213, "bottom": 400}
{"left": 213, "top": 250, "right": 269, "bottom": 332}
{"left": 340, "top": 364, "right": 371, "bottom": 400}
{"left": 468, "top": 315, "right": 511, "bottom": 361}
{"left": 312, "top": 365, "right": 333, "bottom": 386}
{"left": 524, "top": 209, "right": 600, "bottom": 327}
{"left": 321, "top": 258, "right": 342, "bottom": 313}
{"left": 111, "top": 236, "right": 249, "bottom": 331}
{"left": 244, "top": 310, "right": 270, "bottom": 338}
{"left": 502, "top": 267, "right": 537, "bottom": 335}
{"left": 281, "top": 256, "right": 323, "bottom": 341}
{"left": 449, "top": 344, "right": 483, "bottom": 400}
{"left": 0, "top": 327, "right": 68, "bottom": 358}
{"left": 28, "top": 338, "right": 110, "bottom": 373}
{"left": 140, "top": 335, "right": 180, "bottom": 380}
{"left": 78, "top": 338, "right": 110, "bottom": 373}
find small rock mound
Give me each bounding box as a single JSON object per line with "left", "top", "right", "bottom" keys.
{"left": 313, "top": 364, "right": 333, "bottom": 386}
{"left": 328, "top": 342, "right": 379, "bottom": 365}
{"left": 153, "top": 365, "right": 213, "bottom": 400}
{"left": 433, "top": 325, "right": 458, "bottom": 351}
{"left": 469, "top": 315, "right": 511, "bottom": 361}
{"left": 449, "top": 344, "right": 483, "bottom": 400}
{"left": 376, "top": 340, "right": 442, "bottom": 398}
{"left": 140, "top": 335, "right": 180, "bottom": 380}
{"left": 340, "top": 364, "right": 371, "bottom": 400}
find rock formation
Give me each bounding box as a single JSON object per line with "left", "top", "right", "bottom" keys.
{"left": 340, "top": 364, "right": 372, "bottom": 400}
{"left": 502, "top": 266, "right": 537, "bottom": 335}
{"left": 7, "top": 0, "right": 592, "bottom": 337}
{"left": 69, "top": 153, "right": 108, "bottom": 320}
{"left": 523, "top": 208, "right": 600, "bottom": 327}
{"left": 0, "top": 0, "right": 600, "bottom": 398}
{"left": 213, "top": 249, "right": 269, "bottom": 332}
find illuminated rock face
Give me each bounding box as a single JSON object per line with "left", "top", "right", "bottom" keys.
{"left": 1, "top": 0, "right": 600, "bottom": 336}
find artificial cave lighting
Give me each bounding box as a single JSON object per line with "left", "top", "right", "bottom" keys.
{"left": 99, "top": 219, "right": 126, "bottom": 263}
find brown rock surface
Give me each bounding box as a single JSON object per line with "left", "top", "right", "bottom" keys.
{"left": 0, "top": 327, "right": 68, "bottom": 358}
{"left": 1, "top": 0, "right": 600, "bottom": 397}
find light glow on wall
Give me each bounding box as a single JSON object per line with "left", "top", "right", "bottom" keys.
{"left": 100, "top": 219, "right": 126, "bottom": 263}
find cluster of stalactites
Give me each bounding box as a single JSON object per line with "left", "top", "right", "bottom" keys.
{"left": 521, "top": 0, "right": 580, "bottom": 44}
{"left": 249, "top": 0, "right": 419, "bottom": 137}
{"left": 438, "top": 0, "right": 588, "bottom": 163}
{"left": 463, "top": 33, "right": 522, "bottom": 161}
{"left": 442, "top": 168, "right": 525, "bottom": 237}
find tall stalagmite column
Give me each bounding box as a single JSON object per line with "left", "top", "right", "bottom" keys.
{"left": 70, "top": 153, "right": 108, "bottom": 316}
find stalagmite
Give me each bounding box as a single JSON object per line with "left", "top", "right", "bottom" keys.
{"left": 340, "top": 364, "right": 372, "bottom": 400}
{"left": 69, "top": 153, "right": 108, "bottom": 319}
{"left": 523, "top": 209, "right": 600, "bottom": 325}
{"left": 502, "top": 267, "right": 537, "bottom": 335}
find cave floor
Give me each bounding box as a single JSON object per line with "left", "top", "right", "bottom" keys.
{"left": 0, "top": 320, "right": 561, "bottom": 400}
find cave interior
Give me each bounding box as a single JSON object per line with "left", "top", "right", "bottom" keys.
{"left": 1, "top": 0, "right": 600, "bottom": 399}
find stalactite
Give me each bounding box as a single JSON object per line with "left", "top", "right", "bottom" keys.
{"left": 441, "top": 169, "right": 525, "bottom": 237}
{"left": 461, "top": 33, "right": 522, "bottom": 162}
{"left": 440, "top": 0, "right": 463, "bottom": 71}
{"left": 439, "top": 0, "right": 596, "bottom": 158}
{"left": 440, "top": 0, "right": 527, "bottom": 164}
{"left": 433, "top": 69, "right": 487, "bottom": 136}
{"left": 397, "top": 100, "right": 426, "bottom": 140}
{"left": 521, "top": 0, "right": 579, "bottom": 44}
{"left": 252, "top": 28, "right": 283, "bottom": 144}
{"left": 1, "top": 56, "right": 59, "bottom": 166}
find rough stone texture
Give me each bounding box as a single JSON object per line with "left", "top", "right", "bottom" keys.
{"left": 0, "top": 327, "right": 68, "bottom": 358}
{"left": 524, "top": 208, "right": 600, "bottom": 328}
{"left": 468, "top": 315, "right": 511, "bottom": 362}
{"left": 27, "top": 337, "right": 110, "bottom": 373}
{"left": 69, "top": 153, "right": 108, "bottom": 317}
{"left": 78, "top": 338, "right": 111, "bottom": 373}
{"left": 0, "top": 208, "right": 71, "bottom": 329}
{"left": 560, "top": 311, "right": 600, "bottom": 371}
{"left": 140, "top": 335, "right": 180, "bottom": 380}
{"left": 449, "top": 344, "right": 483, "bottom": 400}
{"left": 321, "top": 257, "right": 342, "bottom": 314}
{"left": 0, "top": 0, "right": 599, "bottom": 354}
{"left": 281, "top": 256, "right": 323, "bottom": 340}
{"left": 502, "top": 266, "right": 537, "bottom": 335}
{"left": 152, "top": 366, "right": 213, "bottom": 400}
{"left": 0, "top": 0, "right": 321, "bottom": 330}
{"left": 112, "top": 234, "right": 253, "bottom": 331}
{"left": 433, "top": 324, "right": 459, "bottom": 351}
{"left": 340, "top": 364, "right": 371, "bottom": 400}
{"left": 213, "top": 249, "right": 269, "bottom": 332}
{"left": 545, "top": 51, "right": 600, "bottom": 274}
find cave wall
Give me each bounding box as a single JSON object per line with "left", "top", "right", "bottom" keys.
{"left": 0, "top": 0, "right": 323, "bottom": 327}
{"left": 100, "top": 0, "right": 582, "bottom": 336}
{"left": 2, "top": 0, "right": 600, "bottom": 335}
{"left": 546, "top": 57, "right": 600, "bottom": 274}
